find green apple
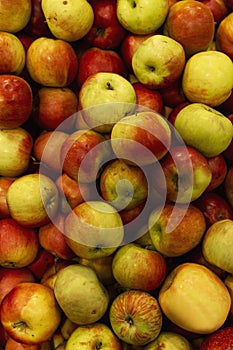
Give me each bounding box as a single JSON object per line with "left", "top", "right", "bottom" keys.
{"left": 54, "top": 264, "right": 109, "bottom": 325}
{"left": 41, "top": 0, "right": 94, "bottom": 41}
{"left": 78, "top": 72, "right": 136, "bottom": 133}
{"left": 144, "top": 331, "right": 192, "bottom": 350}
{"left": 132, "top": 34, "right": 186, "bottom": 89}
{"left": 116, "top": 0, "right": 169, "bottom": 34}
{"left": 174, "top": 103, "right": 233, "bottom": 157}
{"left": 182, "top": 51, "right": 233, "bottom": 107}
{"left": 202, "top": 219, "right": 233, "bottom": 274}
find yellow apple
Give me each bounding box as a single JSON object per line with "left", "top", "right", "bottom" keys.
{"left": 0, "top": 0, "right": 31, "bottom": 33}
{"left": 0, "top": 32, "right": 25, "bottom": 75}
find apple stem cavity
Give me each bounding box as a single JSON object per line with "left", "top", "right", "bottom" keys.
{"left": 125, "top": 314, "right": 134, "bottom": 326}
{"left": 13, "top": 320, "right": 28, "bottom": 332}
{"left": 96, "top": 341, "right": 103, "bottom": 350}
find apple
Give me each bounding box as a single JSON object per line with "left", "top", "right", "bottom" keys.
{"left": 0, "top": 218, "right": 39, "bottom": 269}
{"left": 132, "top": 34, "right": 186, "bottom": 90}
{"left": 76, "top": 47, "right": 128, "bottom": 88}
{"left": 182, "top": 51, "right": 233, "bottom": 107}
{"left": 197, "top": 0, "right": 229, "bottom": 24}
{"left": 202, "top": 219, "right": 233, "bottom": 274}
{"left": 116, "top": 0, "right": 169, "bottom": 34}
{"left": 111, "top": 110, "right": 171, "bottom": 166}
{"left": 216, "top": 12, "right": 233, "bottom": 60}
{"left": 148, "top": 203, "right": 206, "bottom": 257}
{"left": 84, "top": 0, "right": 128, "bottom": 49}
{"left": 0, "top": 282, "right": 62, "bottom": 345}
{"left": 0, "top": 75, "right": 33, "bottom": 129}
{"left": 78, "top": 72, "right": 136, "bottom": 133}
{"left": 0, "top": 0, "right": 31, "bottom": 33}
{"left": 33, "top": 87, "right": 78, "bottom": 131}
{"left": 112, "top": 243, "right": 166, "bottom": 290}
{"left": 6, "top": 173, "right": 59, "bottom": 228}
{"left": 40, "top": 260, "right": 71, "bottom": 290}
{"left": 61, "top": 129, "right": 112, "bottom": 183}
{"left": 27, "top": 248, "right": 55, "bottom": 281}
{"left": 0, "top": 177, "right": 15, "bottom": 219}
{"left": 109, "top": 289, "right": 163, "bottom": 345}
{"left": 160, "top": 79, "right": 187, "bottom": 109}
{"left": 133, "top": 82, "right": 163, "bottom": 114}
{"left": 0, "top": 128, "right": 33, "bottom": 178}
{"left": 174, "top": 103, "right": 233, "bottom": 157}
{"left": 119, "top": 201, "right": 147, "bottom": 238}
{"left": 26, "top": 37, "right": 79, "bottom": 87}
{"left": 224, "top": 165, "right": 233, "bottom": 208}
{"left": 25, "top": 0, "right": 51, "bottom": 38}
{"left": 0, "top": 267, "right": 35, "bottom": 305}
{"left": 5, "top": 337, "right": 42, "bottom": 350}
{"left": 224, "top": 274, "right": 233, "bottom": 320}
{"left": 158, "top": 262, "right": 231, "bottom": 334}
{"left": 199, "top": 326, "right": 233, "bottom": 349}
{"left": 144, "top": 331, "right": 193, "bottom": 350}
{"left": 66, "top": 323, "right": 123, "bottom": 350}
{"left": 120, "top": 33, "right": 153, "bottom": 72}
{"left": 0, "top": 32, "right": 26, "bottom": 75}
{"left": 222, "top": 114, "right": 233, "bottom": 163}
{"left": 99, "top": 159, "right": 148, "bottom": 211}
{"left": 164, "top": 0, "right": 215, "bottom": 57}
{"left": 64, "top": 201, "right": 124, "bottom": 259}
{"left": 41, "top": 0, "right": 94, "bottom": 42}
{"left": 54, "top": 264, "right": 109, "bottom": 325}
{"left": 38, "top": 215, "right": 76, "bottom": 260}
{"left": 205, "top": 154, "right": 227, "bottom": 191}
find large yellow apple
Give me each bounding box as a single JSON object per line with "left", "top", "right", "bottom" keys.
{"left": 41, "top": 0, "right": 94, "bottom": 42}
{"left": 0, "top": 0, "right": 31, "bottom": 33}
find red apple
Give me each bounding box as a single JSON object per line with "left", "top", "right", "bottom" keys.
{"left": 33, "top": 87, "right": 78, "bottom": 131}
{"left": 0, "top": 267, "right": 35, "bottom": 305}
{"left": 0, "top": 32, "right": 26, "bottom": 75}
{"left": 0, "top": 218, "right": 39, "bottom": 269}
{"left": 0, "top": 0, "right": 32, "bottom": 33}
{"left": 0, "top": 177, "right": 15, "bottom": 219}
{"left": 5, "top": 337, "right": 42, "bottom": 350}
{"left": 224, "top": 165, "right": 233, "bottom": 208}
{"left": 197, "top": 0, "right": 229, "bottom": 24}
{"left": 159, "top": 78, "right": 188, "bottom": 109}
{"left": 76, "top": 47, "right": 128, "bottom": 88}
{"left": 28, "top": 248, "right": 55, "bottom": 281}
{"left": 133, "top": 82, "right": 163, "bottom": 114}
{"left": 84, "top": 0, "right": 128, "bottom": 49}
{"left": 26, "top": 37, "right": 79, "bottom": 87}
{"left": 194, "top": 191, "right": 233, "bottom": 228}
{"left": 164, "top": 0, "right": 215, "bottom": 57}
{"left": 167, "top": 101, "right": 190, "bottom": 126}
{"left": 25, "top": 0, "right": 51, "bottom": 37}
{"left": 0, "top": 75, "right": 33, "bottom": 129}
{"left": 205, "top": 154, "right": 227, "bottom": 191}
{"left": 222, "top": 114, "right": 233, "bottom": 163}
{"left": 200, "top": 326, "right": 233, "bottom": 349}
{"left": 216, "top": 12, "right": 233, "bottom": 60}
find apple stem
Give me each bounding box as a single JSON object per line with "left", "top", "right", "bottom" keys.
{"left": 12, "top": 320, "right": 28, "bottom": 332}
{"left": 96, "top": 342, "right": 103, "bottom": 350}
{"left": 106, "top": 82, "right": 114, "bottom": 90}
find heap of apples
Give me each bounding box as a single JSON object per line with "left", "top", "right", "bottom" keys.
{"left": 0, "top": 0, "right": 233, "bottom": 349}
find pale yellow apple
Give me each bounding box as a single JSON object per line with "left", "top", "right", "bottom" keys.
{"left": 202, "top": 219, "right": 233, "bottom": 274}
{"left": 158, "top": 262, "right": 231, "bottom": 334}
{"left": 42, "top": 0, "right": 94, "bottom": 42}
{"left": 144, "top": 331, "right": 192, "bottom": 350}
{"left": 182, "top": 51, "right": 233, "bottom": 107}
{"left": 0, "top": 0, "right": 31, "bottom": 33}
{"left": 224, "top": 274, "right": 233, "bottom": 320}
{"left": 54, "top": 264, "right": 109, "bottom": 325}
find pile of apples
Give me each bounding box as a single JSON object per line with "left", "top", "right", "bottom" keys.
{"left": 0, "top": 0, "right": 233, "bottom": 349}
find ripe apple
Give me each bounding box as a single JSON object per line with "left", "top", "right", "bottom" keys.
{"left": 33, "top": 87, "right": 78, "bottom": 131}
{"left": 6, "top": 173, "right": 59, "bottom": 228}
{"left": 61, "top": 129, "right": 112, "bottom": 183}
{"left": 84, "top": 0, "right": 128, "bottom": 49}
{"left": 174, "top": 103, "right": 233, "bottom": 157}
{"left": 26, "top": 37, "right": 79, "bottom": 87}
{"left": 199, "top": 326, "right": 233, "bottom": 349}
{"left": 160, "top": 79, "right": 187, "bottom": 109}
{"left": 112, "top": 243, "right": 166, "bottom": 290}
{"left": 202, "top": 219, "right": 233, "bottom": 274}
{"left": 198, "top": 0, "right": 229, "bottom": 24}
{"left": 0, "top": 177, "right": 15, "bottom": 219}
{"left": 216, "top": 12, "right": 233, "bottom": 60}
{"left": 164, "top": 0, "right": 215, "bottom": 57}
{"left": 109, "top": 289, "right": 163, "bottom": 345}
{"left": 27, "top": 248, "right": 55, "bottom": 281}
{"left": 64, "top": 201, "right": 124, "bottom": 259}
{"left": 116, "top": 0, "right": 169, "bottom": 34}
{"left": 40, "top": 260, "right": 71, "bottom": 290}
{"left": 41, "top": 0, "right": 94, "bottom": 42}
{"left": 205, "top": 154, "right": 227, "bottom": 191}
{"left": 76, "top": 47, "right": 128, "bottom": 88}
{"left": 0, "top": 128, "right": 33, "bottom": 177}
{"left": 0, "top": 32, "right": 26, "bottom": 75}
{"left": 224, "top": 165, "right": 233, "bottom": 208}
{"left": 66, "top": 323, "right": 122, "bottom": 350}
{"left": 182, "top": 51, "right": 233, "bottom": 107}
{"left": 158, "top": 262, "right": 231, "bottom": 334}
{"left": 0, "top": 282, "right": 62, "bottom": 345}
{"left": 0, "top": 0, "right": 32, "bottom": 33}
{"left": 0, "top": 75, "right": 33, "bottom": 129}
{"left": 133, "top": 82, "right": 163, "bottom": 114}
{"left": 132, "top": 34, "right": 186, "bottom": 90}
{"left": 194, "top": 191, "right": 233, "bottom": 228}
{"left": 148, "top": 203, "right": 206, "bottom": 257}
{"left": 111, "top": 110, "right": 171, "bottom": 166}
{"left": 5, "top": 337, "right": 42, "bottom": 350}
{"left": 0, "top": 218, "right": 39, "bottom": 269}
{"left": 0, "top": 267, "right": 35, "bottom": 305}
{"left": 54, "top": 264, "right": 109, "bottom": 325}
{"left": 144, "top": 331, "right": 193, "bottom": 350}
{"left": 25, "top": 0, "right": 51, "bottom": 38}
{"left": 99, "top": 159, "right": 148, "bottom": 211}
{"left": 78, "top": 72, "right": 136, "bottom": 133}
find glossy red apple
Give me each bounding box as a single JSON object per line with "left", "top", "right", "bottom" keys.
{"left": 200, "top": 326, "right": 233, "bottom": 349}
{"left": 76, "top": 46, "right": 128, "bottom": 88}
{"left": 197, "top": 0, "right": 229, "bottom": 24}
{"left": 133, "top": 82, "right": 163, "bottom": 114}
{"left": 205, "top": 154, "right": 227, "bottom": 191}
{"left": 160, "top": 78, "right": 188, "bottom": 109}
{"left": 84, "top": 0, "right": 128, "bottom": 49}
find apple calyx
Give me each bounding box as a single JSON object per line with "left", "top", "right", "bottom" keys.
{"left": 106, "top": 81, "right": 114, "bottom": 90}
{"left": 12, "top": 320, "right": 28, "bottom": 332}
